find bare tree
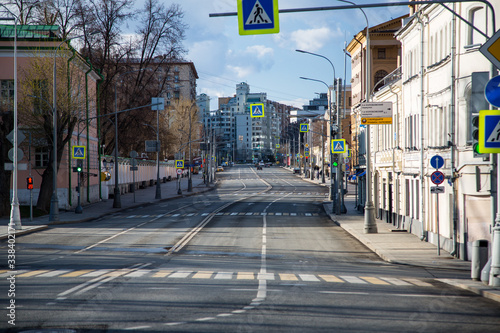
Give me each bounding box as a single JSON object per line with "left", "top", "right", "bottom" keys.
{"left": 16, "top": 53, "right": 87, "bottom": 213}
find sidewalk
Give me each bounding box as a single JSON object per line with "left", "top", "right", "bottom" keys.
{"left": 0, "top": 174, "right": 215, "bottom": 239}
{"left": 290, "top": 166, "right": 500, "bottom": 304}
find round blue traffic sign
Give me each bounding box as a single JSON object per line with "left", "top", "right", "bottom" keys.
{"left": 485, "top": 75, "right": 500, "bottom": 108}
{"left": 430, "top": 155, "right": 444, "bottom": 169}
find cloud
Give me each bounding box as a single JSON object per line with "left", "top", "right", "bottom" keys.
{"left": 226, "top": 45, "right": 275, "bottom": 79}
{"left": 290, "top": 27, "right": 334, "bottom": 52}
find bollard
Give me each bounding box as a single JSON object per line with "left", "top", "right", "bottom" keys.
{"left": 490, "top": 223, "right": 500, "bottom": 287}
{"left": 471, "top": 240, "right": 488, "bottom": 280}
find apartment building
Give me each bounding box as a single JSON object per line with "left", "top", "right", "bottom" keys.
{"left": 370, "top": 1, "right": 499, "bottom": 260}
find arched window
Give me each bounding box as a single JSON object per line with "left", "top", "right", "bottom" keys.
{"left": 374, "top": 70, "right": 389, "bottom": 91}
{"left": 469, "top": 6, "right": 486, "bottom": 46}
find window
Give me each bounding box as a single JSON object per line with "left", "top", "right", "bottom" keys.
{"left": 0, "top": 80, "right": 14, "bottom": 109}
{"left": 32, "top": 80, "right": 49, "bottom": 115}
{"left": 374, "top": 70, "right": 388, "bottom": 91}
{"left": 469, "top": 7, "right": 486, "bottom": 46}
{"left": 35, "top": 147, "right": 49, "bottom": 167}
{"left": 378, "top": 48, "right": 386, "bottom": 59}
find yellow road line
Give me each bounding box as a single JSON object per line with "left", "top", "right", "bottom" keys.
{"left": 237, "top": 272, "right": 255, "bottom": 280}
{"left": 318, "top": 275, "right": 344, "bottom": 283}
{"left": 17, "top": 270, "right": 49, "bottom": 277}
{"left": 360, "top": 276, "right": 390, "bottom": 285}
{"left": 279, "top": 273, "right": 299, "bottom": 281}
{"left": 153, "top": 270, "right": 172, "bottom": 278}
{"left": 61, "top": 270, "right": 94, "bottom": 277}
{"left": 193, "top": 271, "right": 214, "bottom": 279}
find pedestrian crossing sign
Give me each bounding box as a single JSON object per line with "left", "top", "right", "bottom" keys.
{"left": 479, "top": 110, "right": 500, "bottom": 153}
{"left": 72, "top": 146, "right": 86, "bottom": 159}
{"left": 175, "top": 160, "right": 184, "bottom": 169}
{"left": 250, "top": 103, "right": 265, "bottom": 118}
{"left": 332, "top": 139, "right": 346, "bottom": 154}
{"left": 276, "top": 144, "right": 280, "bottom": 148}
{"left": 300, "top": 123, "right": 309, "bottom": 132}
{"left": 238, "top": 0, "right": 279, "bottom": 35}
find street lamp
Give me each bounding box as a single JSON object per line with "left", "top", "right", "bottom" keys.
{"left": 0, "top": 8, "right": 20, "bottom": 229}
{"left": 296, "top": 49, "right": 340, "bottom": 211}
{"left": 50, "top": 33, "right": 88, "bottom": 222}
{"left": 299, "top": 76, "right": 337, "bottom": 206}
{"left": 338, "top": 0, "right": 377, "bottom": 233}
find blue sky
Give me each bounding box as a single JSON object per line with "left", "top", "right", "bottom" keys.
{"left": 156, "top": 1, "right": 408, "bottom": 110}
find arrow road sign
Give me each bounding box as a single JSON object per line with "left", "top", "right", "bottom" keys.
{"left": 431, "top": 186, "right": 445, "bottom": 194}
{"left": 431, "top": 171, "right": 445, "bottom": 185}
{"left": 430, "top": 155, "right": 444, "bottom": 169}
{"left": 238, "top": 0, "right": 279, "bottom": 35}
{"left": 250, "top": 103, "right": 264, "bottom": 118}
{"left": 484, "top": 75, "right": 500, "bottom": 108}
{"left": 479, "top": 110, "right": 500, "bottom": 153}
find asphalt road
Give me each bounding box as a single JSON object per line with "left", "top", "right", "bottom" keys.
{"left": 1, "top": 165, "right": 500, "bottom": 332}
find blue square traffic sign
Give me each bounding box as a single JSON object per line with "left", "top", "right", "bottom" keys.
{"left": 72, "top": 146, "right": 86, "bottom": 159}
{"left": 238, "top": 0, "right": 279, "bottom": 35}
{"left": 250, "top": 103, "right": 264, "bottom": 117}
{"left": 479, "top": 110, "right": 500, "bottom": 153}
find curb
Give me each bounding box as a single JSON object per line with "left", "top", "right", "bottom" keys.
{"left": 0, "top": 225, "right": 49, "bottom": 241}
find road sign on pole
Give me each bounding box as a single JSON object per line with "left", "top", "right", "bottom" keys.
{"left": 478, "top": 110, "right": 500, "bottom": 153}
{"left": 332, "top": 139, "right": 346, "bottom": 154}
{"left": 238, "top": 0, "right": 279, "bottom": 35}
{"left": 250, "top": 103, "right": 264, "bottom": 117}
{"left": 430, "top": 155, "right": 444, "bottom": 169}
{"left": 360, "top": 102, "right": 393, "bottom": 125}
{"left": 300, "top": 123, "right": 309, "bottom": 132}
{"left": 480, "top": 29, "right": 500, "bottom": 70}
{"left": 484, "top": 75, "right": 500, "bottom": 108}
{"left": 72, "top": 146, "right": 86, "bottom": 159}
{"left": 176, "top": 160, "right": 184, "bottom": 169}
{"left": 431, "top": 170, "right": 445, "bottom": 185}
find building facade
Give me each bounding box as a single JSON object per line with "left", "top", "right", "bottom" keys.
{"left": 370, "top": 1, "right": 499, "bottom": 260}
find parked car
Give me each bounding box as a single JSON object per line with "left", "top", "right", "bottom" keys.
{"left": 293, "top": 167, "right": 301, "bottom": 174}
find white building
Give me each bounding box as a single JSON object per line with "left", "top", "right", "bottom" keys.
{"left": 371, "top": 1, "right": 498, "bottom": 260}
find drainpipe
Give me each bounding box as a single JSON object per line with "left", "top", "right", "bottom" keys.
{"left": 415, "top": 13, "right": 426, "bottom": 241}
{"left": 389, "top": 82, "right": 400, "bottom": 227}
{"left": 450, "top": 4, "right": 458, "bottom": 257}
{"left": 96, "top": 74, "right": 103, "bottom": 200}
{"left": 85, "top": 61, "right": 93, "bottom": 203}
{"left": 67, "top": 50, "right": 76, "bottom": 207}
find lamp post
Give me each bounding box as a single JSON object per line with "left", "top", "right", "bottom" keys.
{"left": 299, "top": 76, "right": 338, "bottom": 211}
{"left": 1, "top": 8, "right": 20, "bottom": 229}
{"left": 49, "top": 33, "right": 87, "bottom": 222}
{"left": 296, "top": 49, "right": 338, "bottom": 209}
{"left": 339, "top": 0, "right": 377, "bottom": 233}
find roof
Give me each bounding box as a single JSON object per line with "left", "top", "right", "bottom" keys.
{"left": 0, "top": 24, "right": 60, "bottom": 39}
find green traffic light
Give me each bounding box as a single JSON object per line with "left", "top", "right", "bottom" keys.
{"left": 333, "top": 161, "right": 338, "bottom": 167}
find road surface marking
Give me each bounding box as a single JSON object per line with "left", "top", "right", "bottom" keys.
{"left": 152, "top": 270, "right": 172, "bottom": 278}
{"left": 237, "top": 272, "right": 255, "bottom": 280}
{"left": 168, "top": 271, "right": 192, "bottom": 278}
{"left": 279, "top": 273, "right": 299, "bottom": 281}
{"left": 380, "top": 277, "right": 411, "bottom": 286}
{"left": 319, "top": 275, "right": 344, "bottom": 283}
{"left": 403, "top": 278, "right": 433, "bottom": 287}
{"left": 299, "top": 274, "right": 320, "bottom": 282}
{"left": 17, "top": 270, "right": 50, "bottom": 277}
{"left": 360, "top": 276, "right": 390, "bottom": 285}
{"left": 61, "top": 270, "right": 94, "bottom": 277}
{"left": 38, "top": 269, "right": 73, "bottom": 277}
{"left": 193, "top": 271, "right": 214, "bottom": 279}
{"left": 214, "top": 272, "right": 233, "bottom": 279}
{"left": 340, "top": 275, "right": 368, "bottom": 284}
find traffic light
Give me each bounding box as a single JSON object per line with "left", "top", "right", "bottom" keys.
{"left": 73, "top": 159, "right": 83, "bottom": 172}
{"left": 471, "top": 114, "right": 483, "bottom": 158}
{"left": 332, "top": 154, "right": 339, "bottom": 167}
{"left": 27, "top": 177, "right": 33, "bottom": 190}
